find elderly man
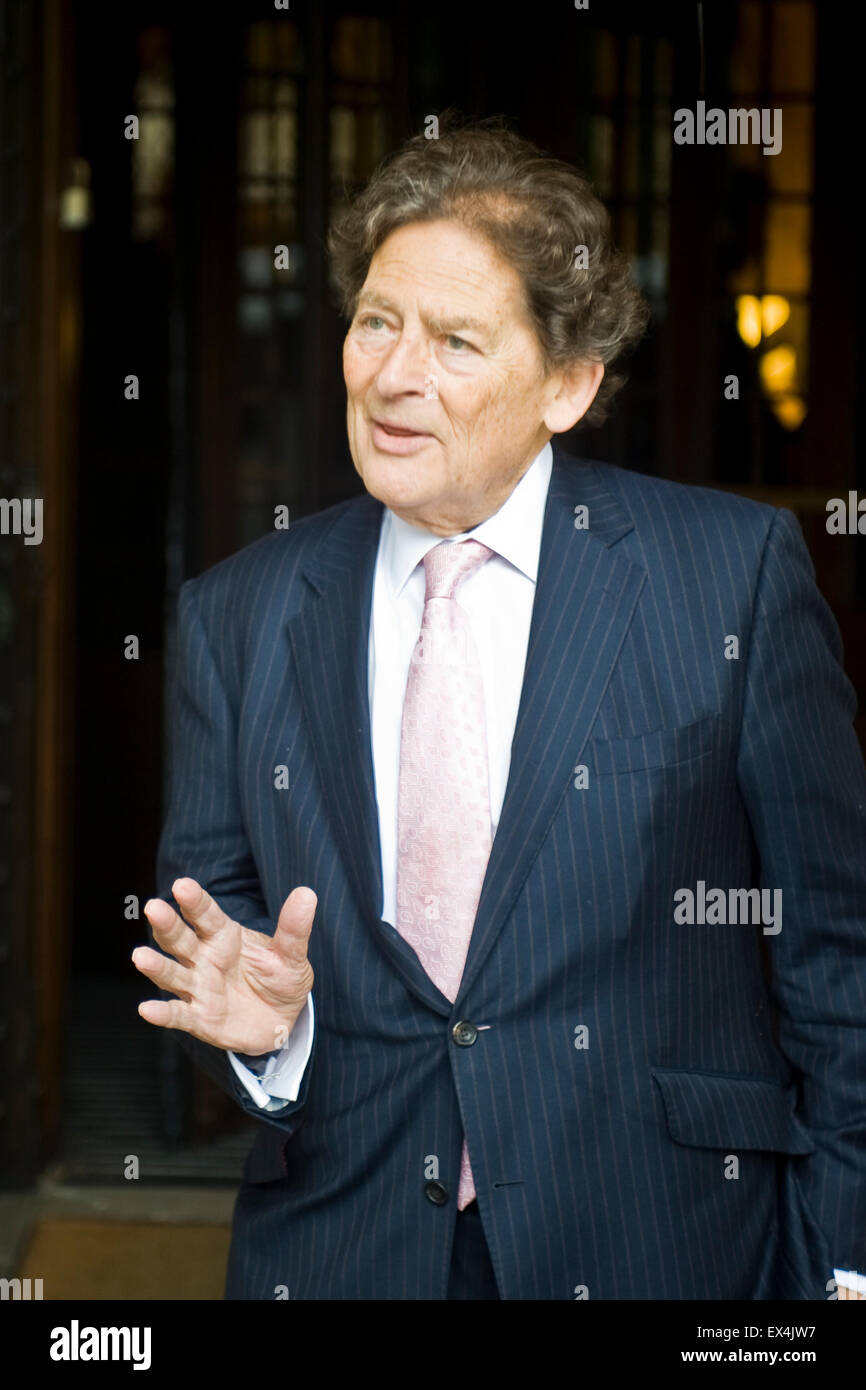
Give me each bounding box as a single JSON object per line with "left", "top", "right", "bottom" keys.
{"left": 134, "top": 118, "right": 866, "bottom": 1301}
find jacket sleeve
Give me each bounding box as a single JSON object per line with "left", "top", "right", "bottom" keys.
{"left": 152, "top": 575, "right": 316, "bottom": 1134}
{"left": 735, "top": 506, "right": 866, "bottom": 1274}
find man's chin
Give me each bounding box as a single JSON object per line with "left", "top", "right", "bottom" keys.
{"left": 357, "top": 459, "right": 438, "bottom": 513}
{"left": 368, "top": 490, "right": 434, "bottom": 527}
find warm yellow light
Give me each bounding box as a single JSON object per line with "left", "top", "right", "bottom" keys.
{"left": 771, "top": 395, "right": 807, "bottom": 430}
{"left": 759, "top": 345, "right": 797, "bottom": 392}
{"left": 761, "top": 294, "right": 790, "bottom": 337}
{"left": 736, "top": 293, "right": 791, "bottom": 346}
{"left": 735, "top": 293, "right": 802, "bottom": 426}
{"left": 736, "top": 294, "right": 762, "bottom": 348}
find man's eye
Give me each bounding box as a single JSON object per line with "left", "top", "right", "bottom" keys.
{"left": 357, "top": 318, "right": 471, "bottom": 351}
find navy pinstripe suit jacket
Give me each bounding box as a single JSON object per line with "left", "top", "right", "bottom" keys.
{"left": 154, "top": 443, "right": 866, "bottom": 1299}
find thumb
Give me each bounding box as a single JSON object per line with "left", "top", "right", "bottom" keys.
{"left": 272, "top": 885, "right": 317, "bottom": 964}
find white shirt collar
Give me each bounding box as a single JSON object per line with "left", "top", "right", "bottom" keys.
{"left": 380, "top": 441, "right": 553, "bottom": 599}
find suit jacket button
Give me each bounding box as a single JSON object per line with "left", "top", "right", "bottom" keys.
{"left": 452, "top": 1020, "right": 478, "bottom": 1046}
{"left": 425, "top": 1180, "right": 449, "bottom": 1205}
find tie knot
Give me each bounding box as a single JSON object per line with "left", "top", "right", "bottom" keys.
{"left": 422, "top": 538, "right": 494, "bottom": 602}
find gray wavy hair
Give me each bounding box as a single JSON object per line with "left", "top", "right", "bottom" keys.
{"left": 327, "top": 112, "right": 650, "bottom": 426}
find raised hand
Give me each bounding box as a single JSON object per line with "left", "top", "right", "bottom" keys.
{"left": 133, "top": 877, "right": 316, "bottom": 1056}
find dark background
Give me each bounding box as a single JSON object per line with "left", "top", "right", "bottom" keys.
{"left": 1, "top": 0, "right": 862, "bottom": 1187}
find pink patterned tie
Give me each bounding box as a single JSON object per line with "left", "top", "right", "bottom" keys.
{"left": 396, "top": 538, "right": 495, "bottom": 1210}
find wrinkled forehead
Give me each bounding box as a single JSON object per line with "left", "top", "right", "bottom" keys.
{"left": 358, "top": 219, "right": 530, "bottom": 331}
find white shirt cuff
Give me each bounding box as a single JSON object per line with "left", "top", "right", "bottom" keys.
{"left": 834, "top": 1268, "right": 866, "bottom": 1294}
{"left": 227, "top": 994, "right": 315, "bottom": 1111}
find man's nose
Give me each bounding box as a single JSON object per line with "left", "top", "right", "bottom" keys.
{"left": 374, "top": 331, "right": 432, "bottom": 394}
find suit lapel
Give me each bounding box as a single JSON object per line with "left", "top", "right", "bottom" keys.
{"left": 288, "top": 446, "right": 646, "bottom": 1017}
{"left": 288, "top": 493, "right": 452, "bottom": 1015}
{"left": 454, "top": 446, "right": 646, "bottom": 1008}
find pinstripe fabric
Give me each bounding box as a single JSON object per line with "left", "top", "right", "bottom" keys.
{"left": 154, "top": 443, "right": 866, "bottom": 1300}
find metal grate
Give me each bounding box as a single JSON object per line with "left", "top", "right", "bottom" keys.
{"left": 53, "top": 977, "right": 256, "bottom": 1184}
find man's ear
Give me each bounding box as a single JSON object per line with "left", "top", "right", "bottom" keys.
{"left": 543, "top": 361, "right": 604, "bottom": 434}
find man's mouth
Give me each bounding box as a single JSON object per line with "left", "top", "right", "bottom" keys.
{"left": 373, "top": 420, "right": 430, "bottom": 437}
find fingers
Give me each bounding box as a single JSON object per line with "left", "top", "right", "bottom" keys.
{"left": 131, "top": 943, "right": 194, "bottom": 1000}
{"left": 143, "top": 895, "right": 199, "bottom": 967}
{"left": 137, "top": 997, "right": 196, "bottom": 1033}
{"left": 169, "top": 877, "right": 233, "bottom": 941}
{"left": 272, "top": 886, "right": 317, "bottom": 965}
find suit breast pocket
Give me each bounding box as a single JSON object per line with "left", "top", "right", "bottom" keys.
{"left": 586, "top": 712, "right": 721, "bottom": 775}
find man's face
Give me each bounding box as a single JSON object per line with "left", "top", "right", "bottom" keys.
{"left": 343, "top": 219, "right": 595, "bottom": 535}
